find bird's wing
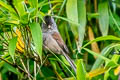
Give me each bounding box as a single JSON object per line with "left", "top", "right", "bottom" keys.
{"left": 43, "top": 33, "right": 62, "bottom": 54}
{"left": 52, "top": 31, "right": 69, "bottom": 54}
{"left": 52, "top": 32, "right": 76, "bottom": 72}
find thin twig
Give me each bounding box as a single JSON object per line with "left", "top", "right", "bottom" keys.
{"left": 0, "top": 33, "right": 8, "bottom": 44}
{"left": 0, "top": 57, "right": 33, "bottom": 79}
{"left": 56, "top": 0, "right": 67, "bottom": 22}
{"left": 36, "top": 54, "right": 49, "bottom": 76}
{"left": 34, "top": 61, "right": 37, "bottom": 80}
{"left": 48, "top": 0, "right": 54, "bottom": 15}
{"left": 0, "top": 57, "right": 14, "bottom": 66}
{"left": 37, "top": 64, "right": 44, "bottom": 77}
{"left": 20, "top": 58, "right": 32, "bottom": 79}
{"left": 27, "top": 59, "right": 31, "bottom": 80}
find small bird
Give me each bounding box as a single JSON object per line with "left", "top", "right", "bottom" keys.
{"left": 42, "top": 15, "right": 76, "bottom": 72}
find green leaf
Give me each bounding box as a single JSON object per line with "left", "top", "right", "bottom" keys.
{"left": 53, "top": 15, "right": 79, "bottom": 26}
{"left": 91, "top": 43, "right": 120, "bottom": 70}
{"left": 66, "top": 0, "right": 78, "bottom": 37}
{"left": 104, "top": 55, "right": 119, "bottom": 80}
{"left": 105, "top": 61, "right": 117, "bottom": 69}
{"left": 60, "top": 55, "right": 70, "bottom": 66}
{"left": 4, "top": 63, "right": 21, "bottom": 75}
{"left": 83, "top": 48, "right": 110, "bottom": 62}
{"left": 109, "top": 11, "right": 120, "bottom": 34}
{"left": 105, "top": 54, "right": 119, "bottom": 69}
{"left": 87, "top": 13, "right": 99, "bottom": 20}
{"left": 83, "top": 35, "right": 120, "bottom": 48}
{"left": 8, "top": 37, "right": 17, "bottom": 62}
{"left": 28, "top": 0, "right": 38, "bottom": 17}
{"left": 30, "top": 22, "right": 42, "bottom": 61}
{"left": 50, "top": 60, "right": 57, "bottom": 70}
{"left": 13, "top": 0, "right": 25, "bottom": 16}
{"left": 0, "top": 57, "right": 11, "bottom": 68}
{"left": 28, "top": 0, "right": 38, "bottom": 9}
{"left": 13, "top": 0, "right": 28, "bottom": 24}
{"left": 77, "top": 59, "right": 86, "bottom": 80}
{"left": 56, "top": 0, "right": 67, "bottom": 22}
{"left": 98, "top": 1, "right": 109, "bottom": 36}
{"left": 0, "top": 1, "right": 16, "bottom": 14}
{"left": 64, "top": 77, "right": 74, "bottom": 80}
{"left": 5, "top": 20, "right": 19, "bottom": 25}
{"left": 66, "top": 0, "right": 86, "bottom": 46}
{"left": 77, "top": 0, "right": 86, "bottom": 46}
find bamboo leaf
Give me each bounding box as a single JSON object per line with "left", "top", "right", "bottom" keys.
{"left": 66, "top": 0, "right": 78, "bottom": 37}
{"left": 64, "top": 77, "right": 74, "bottom": 80}
{"left": 83, "top": 35, "right": 120, "bottom": 48}
{"left": 13, "top": 0, "right": 28, "bottom": 24}
{"left": 30, "top": 22, "right": 43, "bottom": 61}
{"left": 88, "top": 67, "right": 107, "bottom": 78}
{"left": 98, "top": 1, "right": 109, "bottom": 36}
{"left": 77, "top": 0, "right": 86, "bottom": 46}
{"left": 13, "top": 0, "right": 25, "bottom": 16}
{"left": 53, "top": 15, "right": 79, "bottom": 26}
{"left": 105, "top": 54, "right": 119, "bottom": 69}
{"left": 4, "top": 63, "right": 21, "bottom": 75}
{"left": 8, "top": 37, "right": 17, "bottom": 62}
{"left": 0, "top": 1, "right": 16, "bottom": 13}
{"left": 77, "top": 59, "right": 86, "bottom": 80}
{"left": 91, "top": 43, "right": 120, "bottom": 70}
{"left": 88, "top": 26, "right": 100, "bottom": 57}
{"left": 66, "top": 0, "right": 86, "bottom": 46}
{"left": 28, "top": 0, "right": 38, "bottom": 16}
{"left": 83, "top": 48, "right": 110, "bottom": 62}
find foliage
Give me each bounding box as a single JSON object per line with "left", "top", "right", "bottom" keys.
{"left": 0, "top": 0, "right": 120, "bottom": 80}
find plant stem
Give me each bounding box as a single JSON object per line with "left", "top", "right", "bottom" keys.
{"left": 20, "top": 58, "right": 32, "bottom": 79}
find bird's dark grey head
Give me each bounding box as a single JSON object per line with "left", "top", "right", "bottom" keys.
{"left": 42, "top": 16, "right": 57, "bottom": 33}
{"left": 44, "top": 16, "right": 53, "bottom": 26}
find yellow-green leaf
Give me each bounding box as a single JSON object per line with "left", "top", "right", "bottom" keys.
{"left": 98, "top": 1, "right": 109, "bottom": 36}
{"left": 66, "top": 0, "right": 78, "bottom": 37}
{"left": 77, "top": 0, "right": 86, "bottom": 46}
{"left": 77, "top": 59, "right": 86, "bottom": 80}
{"left": 9, "top": 37, "right": 17, "bottom": 62}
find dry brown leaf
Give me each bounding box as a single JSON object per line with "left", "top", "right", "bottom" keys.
{"left": 88, "top": 26, "right": 100, "bottom": 58}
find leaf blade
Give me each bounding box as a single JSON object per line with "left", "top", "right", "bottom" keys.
{"left": 77, "top": 59, "right": 86, "bottom": 80}
{"left": 30, "top": 22, "right": 43, "bottom": 61}
{"left": 98, "top": 1, "right": 109, "bottom": 36}
{"left": 66, "top": 0, "right": 78, "bottom": 37}
{"left": 77, "top": 0, "right": 86, "bottom": 46}
{"left": 8, "top": 37, "right": 17, "bottom": 62}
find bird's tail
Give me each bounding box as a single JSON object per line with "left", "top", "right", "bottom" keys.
{"left": 62, "top": 51, "right": 76, "bottom": 73}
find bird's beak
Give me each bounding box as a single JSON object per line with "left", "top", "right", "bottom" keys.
{"left": 48, "top": 25, "right": 51, "bottom": 29}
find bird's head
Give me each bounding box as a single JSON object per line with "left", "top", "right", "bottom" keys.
{"left": 42, "top": 15, "right": 57, "bottom": 33}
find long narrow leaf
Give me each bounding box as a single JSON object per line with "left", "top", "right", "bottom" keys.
{"left": 13, "top": 0, "right": 28, "bottom": 24}
{"left": 83, "top": 48, "right": 110, "bottom": 62}
{"left": 9, "top": 37, "right": 17, "bottom": 62}
{"left": 98, "top": 1, "right": 109, "bottom": 36}
{"left": 0, "top": 1, "right": 16, "bottom": 13}
{"left": 83, "top": 35, "right": 120, "bottom": 48}
{"left": 77, "top": 59, "right": 86, "bottom": 80}
{"left": 28, "top": 0, "right": 38, "bottom": 17}
{"left": 30, "top": 22, "right": 42, "bottom": 62}
{"left": 91, "top": 43, "right": 120, "bottom": 70}
{"left": 66, "top": 0, "right": 78, "bottom": 37}
{"left": 77, "top": 0, "right": 86, "bottom": 47}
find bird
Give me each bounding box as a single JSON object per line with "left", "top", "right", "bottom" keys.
{"left": 41, "top": 15, "right": 76, "bottom": 73}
